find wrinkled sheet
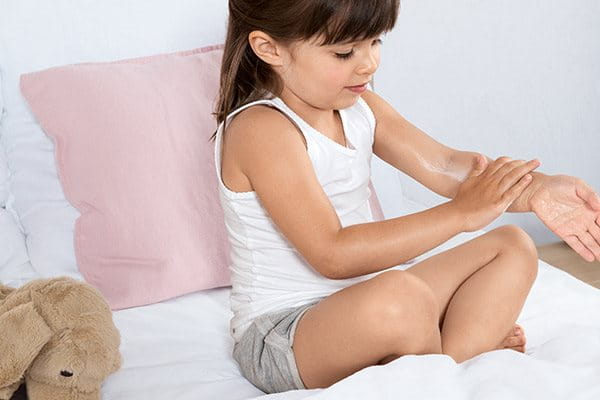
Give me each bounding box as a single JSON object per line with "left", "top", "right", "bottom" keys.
{"left": 2, "top": 210, "right": 600, "bottom": 399}
{"left": 256, "top": 258, "right": 600, "bottom": 400}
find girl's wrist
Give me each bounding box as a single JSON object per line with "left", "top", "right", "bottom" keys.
{"left": 444, "top": 200, "right": 468, "bottom": 233}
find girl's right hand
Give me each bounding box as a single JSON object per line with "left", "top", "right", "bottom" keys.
{"left": 450, "top": 155, "right": 541, "bottom": 232}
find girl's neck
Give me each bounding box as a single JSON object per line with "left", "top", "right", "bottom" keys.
{"left": 277, "top": 86, "right": 339, "bottom": 132}
{"left": 276, "top": 86, "right": 348, "bottom": 147}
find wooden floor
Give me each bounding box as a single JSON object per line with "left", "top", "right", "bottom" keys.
{"left": 536, "top": 241, "right": 600, "bottom": 289}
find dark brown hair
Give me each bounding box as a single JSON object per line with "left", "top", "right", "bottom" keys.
{"left": 209, "top": 0, "right": 401, "bottom": 142}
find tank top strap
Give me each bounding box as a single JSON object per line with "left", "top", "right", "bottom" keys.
{"left": 216, "top": 96, "right": 321, "bottom": 158}
{"left": 214, "top": 95, "right": 376, "bottom": 195}
{"left": 214, "top": 96, "right": 320, "bottom": 200}
{"left": 354, "top": 96, "right": 376, "bottom": 146}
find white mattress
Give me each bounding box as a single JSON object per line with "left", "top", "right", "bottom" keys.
{"left": 2, "top": 200, "right": 600, "bottom": 399}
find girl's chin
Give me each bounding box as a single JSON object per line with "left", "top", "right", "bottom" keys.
{"left": 335, "top": 97, "right": 360, "bottom": 110}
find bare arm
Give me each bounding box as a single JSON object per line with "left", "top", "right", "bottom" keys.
{"left": 329, "top": 200, "right": 464, "bottom": 279}
{"left": 232, "top": 105, "right": 467, "bottom": 281}
{"left": 446, "top": 151, "right": 549, "bottom": 213}
{"left": 363, "top": 90, "right": 458, "bottom": 199}
{"left": 361, "top": 89, "right": 550, "bottom": 214}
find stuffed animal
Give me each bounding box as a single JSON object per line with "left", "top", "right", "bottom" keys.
{"left": 0, "top": 277, "right": 122, "bottom": 400}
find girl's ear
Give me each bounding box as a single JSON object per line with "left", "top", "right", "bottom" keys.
{"left": 248, "top": 30, "right": 286, "bottom": 67}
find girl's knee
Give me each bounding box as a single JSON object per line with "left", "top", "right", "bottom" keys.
{"left": 491, "top": 225, "right": 539, "bottom": 282}
{"left": 369, "top": 270, "right": 440, "bottom": 340}
{"left": 493, "top": 225, "right": 538, "bottom": 259}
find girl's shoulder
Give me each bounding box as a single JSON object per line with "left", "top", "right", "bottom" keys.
{"left": 224, "top": 101, "right": 308, "bottom": 151}
{"left": 220, "top": 103, "right": 294, "bottom": 194}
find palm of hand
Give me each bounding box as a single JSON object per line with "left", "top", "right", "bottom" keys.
{"left": 530, "top": 174, "right": 600, "bottom": 262}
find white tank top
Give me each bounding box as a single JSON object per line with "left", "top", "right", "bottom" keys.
{"left": 214, "top": 94, "right": 390, "bottom": 343}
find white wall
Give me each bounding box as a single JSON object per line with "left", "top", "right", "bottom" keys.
{"left": 373, "top": 0, "right": 600, "bottom": 245}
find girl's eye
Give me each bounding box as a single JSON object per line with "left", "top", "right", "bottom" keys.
{"left": 335, "top": 50, "right": 354, "bottom": 59}
{"left": 334, "top": 38, "right": 383, "bottom": 61}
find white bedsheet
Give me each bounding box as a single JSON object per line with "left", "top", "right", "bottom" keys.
{"left": 2, "top": 203, "right": 600, "bottom": 399}
{"left": 257, "top": 261, "right": 600, "bottom": 400}
{"left": 109, "top": 242, "right": 600, "bottom": 400}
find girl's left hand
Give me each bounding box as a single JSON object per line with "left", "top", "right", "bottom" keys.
{"left": 530, "top": 174, "right": 600, "bottom": 262}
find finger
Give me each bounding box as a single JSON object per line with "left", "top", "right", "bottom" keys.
{"left": 498, "top": 159, "right": 540, "bottom": 193}
{"left": 577, "top": 230, "right": 600, "bottom": 262}
{"left": 497, "top": 158, "right": 539, "bottom": 177}
{"left": 563, "top": 235, "right": 596, "bottom": 263}
{"left": 485, "top": 156, "right": 513, "bottom": 177}
{"left": 501, "top": 173, "right": 533, "bottom": 204}
{"left": 588, "top": 221, "right": 600, "bottom": 253}
{"left": 494, "top": 159, "right": 527, "bottom": 182}
{"left": 576, "top": 182, "right": 600, "bottom": 211}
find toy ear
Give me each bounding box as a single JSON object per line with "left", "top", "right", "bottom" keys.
{"left": 0, "top": 284, "right": 15, "bottom": 301}
{"left": 0, "top": 301, "right": 53, "bottom": 398}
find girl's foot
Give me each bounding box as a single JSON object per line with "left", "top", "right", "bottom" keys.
{"left": 497, "top": 323, "right": 526, "bottom": 353}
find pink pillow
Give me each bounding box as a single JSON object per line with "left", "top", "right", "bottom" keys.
{"left": 20, "top": 44, "right": 387, "bottom": 310}
{"left": 20, "top": 45, "right": 230, "bottom": 310}
{"left": 368, "top": 180, "right": 385, "bottom": 221}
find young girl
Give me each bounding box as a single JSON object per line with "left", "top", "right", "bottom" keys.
{"left": 211, "top": 0, "right": 539, "bottom": 394}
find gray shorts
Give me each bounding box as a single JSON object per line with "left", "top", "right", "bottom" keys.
{"left": 232, "top": 299, "right": 321, "bottom": 394}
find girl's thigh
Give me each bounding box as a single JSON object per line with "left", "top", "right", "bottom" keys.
{"left": 292, "top": 269, "right": 440, "bottom": 390}
{"left": 404, "top": 224, "right": 538, "bottom": 327}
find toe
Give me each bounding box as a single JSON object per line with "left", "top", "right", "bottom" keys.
{"left": 514, "top": 324, "right": 524, "bottom": 335}
{"left": 499, "top": 324, "right": 527, "bottom": 349}
{"left": 512, "top": 345, "right": 525, "bottom": 353}
{"left": 507, "top": 336, "right": 526, "bottom": 347}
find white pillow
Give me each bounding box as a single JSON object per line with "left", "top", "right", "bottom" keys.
{"left": 0, "top": 0, "right": 409, "bottom": 281}
{"left": 0, "top": 142, "right": 8, "bottom": 209}
{"left": 0, "top": 70, "right": 8, "bottom": 208}
{"left": 0, "top": 207, "right": 37, "bottom": 287}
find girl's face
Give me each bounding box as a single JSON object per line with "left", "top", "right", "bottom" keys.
{"left": 276, "top": 34, "right": 382, "bottom": 110}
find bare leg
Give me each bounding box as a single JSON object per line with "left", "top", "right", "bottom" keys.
{"left": 293, "top": 270, "right": 443, "bottom": 389}
{"left": 439, "top": 248, "right": 537, "bottom": 362}
{"left": 404, "top": 225, "right": 538, "bottom": 363}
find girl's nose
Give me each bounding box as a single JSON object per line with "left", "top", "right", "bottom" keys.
{"left": 358, "top": 52, "right": 378, "bottom": 75}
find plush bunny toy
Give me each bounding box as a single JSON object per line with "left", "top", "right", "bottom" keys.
{"left": 0, "top": 277, "right": 122, "bottom": 400}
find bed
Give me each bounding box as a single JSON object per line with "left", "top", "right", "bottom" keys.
{"left": 2, "top": 1, "right": 600, "bottom": 399}
{"left": 2, "top": 197, "right": 600, "bottom": 400}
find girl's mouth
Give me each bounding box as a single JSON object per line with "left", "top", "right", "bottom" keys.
{"left": 346, "top": 83, "right": 367, "bottom": 93}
